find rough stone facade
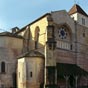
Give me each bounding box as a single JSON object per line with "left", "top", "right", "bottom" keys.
{"left": 16, "top": 5, "right": 88, "bottom": 87}
{"left": 0, "top": 35, "right": 23, "bottom": 88}
{"left": 0, "top": 4, "right": 88, "bottom": 88}
{"left": 17, "top": 56, "right": 44, "bottom": 88}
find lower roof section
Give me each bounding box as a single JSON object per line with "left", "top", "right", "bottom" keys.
{"left": 56, "top": 63, "right": 88, "bottom": 76}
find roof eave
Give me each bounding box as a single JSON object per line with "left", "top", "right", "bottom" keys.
{"left": 15, "top": 13, "right": 50, "bottom": 34}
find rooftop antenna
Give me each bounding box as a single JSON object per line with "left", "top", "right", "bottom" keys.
{"left": 74, "top": 0, "right": 76, "bottom": 4}
{"left": 77, "top": 0, "right": 80, "bottom": 5}
{"left": 74, "top": 0, "right": 80, "bottom": 5}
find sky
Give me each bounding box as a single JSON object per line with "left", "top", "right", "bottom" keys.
{"left": 0, "top": 0, "right": 88, "bottom": 32}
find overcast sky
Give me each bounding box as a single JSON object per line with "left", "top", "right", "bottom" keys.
{"left": 0, "top": 0, "right": 88, "bottom": 31}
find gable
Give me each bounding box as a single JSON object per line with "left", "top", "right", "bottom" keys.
{"left": 69, "top": 4, "right": 88, "bottom": 17}
{"left": 51, "top": 10, "right": 75, "bottom": 33}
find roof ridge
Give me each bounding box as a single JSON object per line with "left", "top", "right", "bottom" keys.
{"left": 69, "top": 4, "right": 88, "bottom": 17}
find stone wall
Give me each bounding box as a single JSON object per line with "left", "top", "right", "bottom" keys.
{"left": 17, "top": 57, "right": 44, "bottom": 88}
{"left": 0, "top": 36, "right": 23, "bottom": 88}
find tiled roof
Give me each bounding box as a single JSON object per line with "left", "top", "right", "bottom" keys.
{"left": 15, "top": 13, "right": 50, "bottom": 34}
{"left": 57, "top": 63, "right": 88, "bottom": 76}
{"left": 69, "top": 4, "right": 88, "bottom": 17}
{"left": 0, "top": 32, "right": 23, "bottom": 39}
{"left": 17, "top": 50, "right": 44, "bottom": 58}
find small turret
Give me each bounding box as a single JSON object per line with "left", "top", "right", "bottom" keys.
{"left": 69, "top": 4, "right": 88, "bottom": 27}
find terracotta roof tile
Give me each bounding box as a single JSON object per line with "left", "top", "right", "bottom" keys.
{"left": 69, "top": 4, "right": 88, "bottom": 17}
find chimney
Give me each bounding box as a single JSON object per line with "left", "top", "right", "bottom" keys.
{"left": 11, "top": 27, "right": 20, "bottom": 34}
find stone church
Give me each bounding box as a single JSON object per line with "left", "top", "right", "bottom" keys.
{"left": 0, "top": 4, "right": 88, "bottom": 88}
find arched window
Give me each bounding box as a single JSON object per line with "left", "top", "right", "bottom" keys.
{"left": 57, "top": 24, "right": 72, "bottom": 50}
{"left": 1, "top": 61, "right": 5, "bottom": 73}
{"left": 34, "top": 26, "right": 40, "bottom": 49}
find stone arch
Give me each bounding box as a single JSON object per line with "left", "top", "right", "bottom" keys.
{"left": 56, "top": 23, "right": 72, "bottom": 42}
{"left": 57, "top": 75, "right": 66, "bottom": 87}
{"left": 63, "top": 23, "right": 72, "bottom": 39}
{"left": 56, "top": 23, "right": 73, "bottom": 50}
{"left": 68, "top": 75, "right": 75, "bottom": 88}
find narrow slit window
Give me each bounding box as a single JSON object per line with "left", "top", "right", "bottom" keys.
{"left": 1, "top": 61, "right": 5, "bottom": 73}
{"left": 83, "top": 32, "right": 85, "bottom": 37}
{"left": 70, "top": 44, "right": 72, "bottom": 50}
{"left": 82, "top": 18, "right": 85, "bottom": 25}
{"left": 30, "top": 72, "right": 32, "bottom": 77}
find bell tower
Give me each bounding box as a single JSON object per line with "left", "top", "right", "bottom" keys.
{"left": 69, "top": 4, "right": 88, "bottom": 27}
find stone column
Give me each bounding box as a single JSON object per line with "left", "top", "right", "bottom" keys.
{"left": 64, "top": 76, "right": 69, "bottom": 88}
{"left": 44, "top": 66, "right": 47, "bottom": 88}
{"left": 75, "top": 76, "right": 78, "bottom": 88}
{"left": 55, "top": 68, "right": 57, "bottom": 84}
{"left": 44, "top": 44, "right": 47, "bottom": 88}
